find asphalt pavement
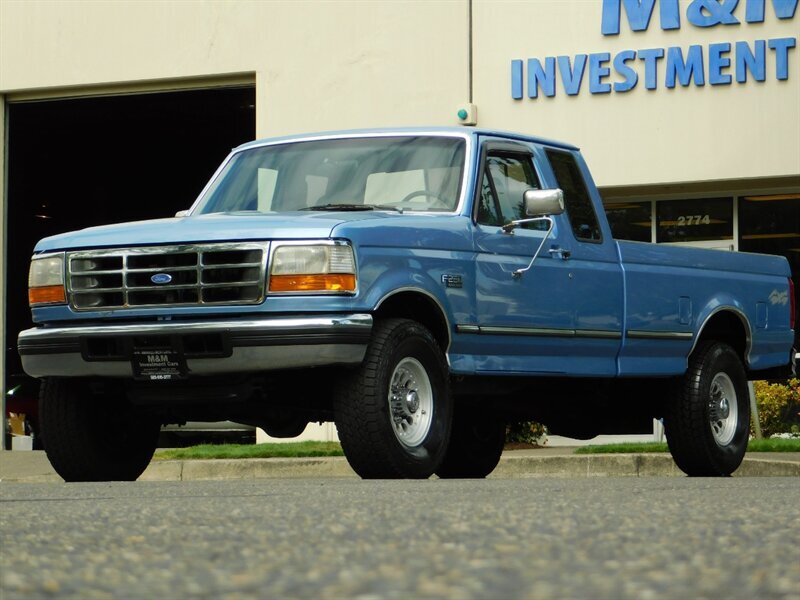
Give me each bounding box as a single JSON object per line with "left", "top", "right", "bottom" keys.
{"left": 1, "top": 477, "right": 798, "bottom": 599}
{"left": 1, "top": 446, "right": 799, "bottom": 483}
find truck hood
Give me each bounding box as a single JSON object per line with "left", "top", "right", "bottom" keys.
{"left": 33, "top": 212, "right": 396, "bottom": 252}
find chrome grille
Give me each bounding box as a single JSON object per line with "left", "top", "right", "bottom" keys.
{"left": 67, "top": 243, "right": 269, "bottom": 310}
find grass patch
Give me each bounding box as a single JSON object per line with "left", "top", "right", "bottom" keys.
{"left": 748, "top": 438, "right": 800, "bottom": 452}
{"left": 575, "top": 438, "right": 800, "bottom": 455}
{"left": 154, "top": 437, "right": 800, "bottom": 461}
{"left": 575, "top": 442, "right": 669, "bottom": 455}
{"left": 154, "top": 441, "right": 344, "bottom": 461}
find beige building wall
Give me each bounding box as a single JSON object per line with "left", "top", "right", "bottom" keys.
{"left": 1, "top": 1, "right": 797, "bottom": 186}
{"left": 257, "top": 422, "right": 340, "bottom": 445}
{"left": 473, "top": 0, "right": 800, "bottom": 188}
{"left": 0, "top": 0, "right": 471, "bottom": 136}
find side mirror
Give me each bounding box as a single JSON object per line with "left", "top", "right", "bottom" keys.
{"left": 175, "top": 210, "right": 190, "bottom": 218}
{"left": 523, "top": 189, "right": 565, "bottom": 217}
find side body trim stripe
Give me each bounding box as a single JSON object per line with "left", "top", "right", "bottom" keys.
{"left": 455, "top": 325, "right": 623, "bottom": 339}
{"left": 455, "top": 325, "right": 691, "bottom": 341}
{"left": 625, "top": 330, "right": 693, "bottom": 340}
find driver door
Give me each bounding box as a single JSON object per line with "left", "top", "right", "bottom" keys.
{"left": 471, "top": 141, "right": 577, "bottom": 374}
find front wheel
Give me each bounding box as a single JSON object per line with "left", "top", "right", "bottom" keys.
{"left": 334, "top": 319, "right": 452, "bottom": 479}
{"left": 664, "top": 342, "right": 750, "bottom": 476}
{"left": 39, "top": 378, "right": 160, "bottom": 482}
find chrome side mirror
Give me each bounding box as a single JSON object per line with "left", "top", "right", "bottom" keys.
{"left": 523, "top": 189, "right": 565, "bottom": 217}
{"left": 175, "top": 210, "right": 190, "bottom": 218}
{"left": 500, "top": 188, "right": 565, "bottom": 279}
{"left": 501, "top": 188, "right": 565, "bottom": 234}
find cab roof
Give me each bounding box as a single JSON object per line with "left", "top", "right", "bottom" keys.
{"left": 233, "top": 127, "right": 580, "bottom": 153}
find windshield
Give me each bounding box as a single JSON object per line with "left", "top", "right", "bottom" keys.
{"left": 194, "top": 136, "right": 467, "bottom": 214}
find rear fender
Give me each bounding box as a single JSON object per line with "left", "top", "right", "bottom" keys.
{"left": 690, "top": 300, "right": 752, "bottom": 367}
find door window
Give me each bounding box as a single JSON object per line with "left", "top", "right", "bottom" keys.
{"left": 476, "top": 154, "right": 541, "bottom": 228}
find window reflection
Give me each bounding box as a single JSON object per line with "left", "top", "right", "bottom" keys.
{"left": 739, "top": 196, "right": 799, "bottom": 320}
{"left": 656, "top": 198, "right": 733, "bottom": 243}
{"left": 477, "top": 154, "right": 543, "bottom": 229}
{"left": 605, "top": 201, "right": 651, "bottom": 242}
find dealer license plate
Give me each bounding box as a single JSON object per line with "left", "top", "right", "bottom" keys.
{"left": 131, "top": 347, "right": 187, "bottom": 381}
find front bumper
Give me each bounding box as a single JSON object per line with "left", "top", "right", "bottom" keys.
{"left": 18, "top": 314, "right": 372, "bottom": 378}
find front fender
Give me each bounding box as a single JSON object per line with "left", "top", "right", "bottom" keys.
{"left": 356, "top": 247, "right": 474, "bottom": 328}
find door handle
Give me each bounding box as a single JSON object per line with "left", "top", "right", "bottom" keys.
{"left": 548, "top": 246, "right": 571, "bottom": 260}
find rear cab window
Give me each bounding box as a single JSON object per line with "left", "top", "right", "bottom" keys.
{"left": 545, "top": 149, "right": 602, "bottom": 243}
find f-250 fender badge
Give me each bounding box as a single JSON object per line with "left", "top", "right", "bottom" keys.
{"left": 769, "top": 290, "right": 789, "bottom": 305}
{"left": 441, "top": 274, "right": 463, "bottom": 289}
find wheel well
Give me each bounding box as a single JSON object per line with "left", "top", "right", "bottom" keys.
{"left": 694, "top": 310, "right": 748, "bottom": 364}
{"left": 374, "top": 291, "right": 450, "bottom": 352}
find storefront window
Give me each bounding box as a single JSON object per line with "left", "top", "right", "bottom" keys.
{"left": 604, "top": 195, "right": 797, "bottom": 329}
{"left": 739, "top": 195, "right": 800, "bottom": 302}
{"left": 605, "top": 201, "right": 651, "bottom": 242}
{"left": 656, "top": 197, "right": 733, "bottom": 243}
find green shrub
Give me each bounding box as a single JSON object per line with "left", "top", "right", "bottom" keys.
{"left": 506, "top": 421, "right": 547, "bottom": 445}
{"left": 752, "top": 378, "right": 800, "bottom": 438}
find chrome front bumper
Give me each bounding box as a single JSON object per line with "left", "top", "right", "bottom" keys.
{"left": 18, "top": 314, "right": 373, "bottom": 378}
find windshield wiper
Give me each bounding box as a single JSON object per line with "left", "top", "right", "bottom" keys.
{"left": 302, "top": 203, "right": 374, "bottom": 211}
{"left": 300, "top": 203, "right": 403, "bottom": 213}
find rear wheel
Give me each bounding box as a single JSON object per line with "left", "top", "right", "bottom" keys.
{"left": 665, "top": 342, "right": 750, "bottom": 476}
{"left": 39, "top": 378, "right": 160, "bottom": 482}
{"left": 334, "top": 319, "right": 452, "bottom": 479}
{"left": 435, "top": 407, "right": 505, "bottom": 479}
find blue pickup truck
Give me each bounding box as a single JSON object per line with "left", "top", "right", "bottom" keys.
{"left": 19, "top": 128, "right": 796, "bottom": 481}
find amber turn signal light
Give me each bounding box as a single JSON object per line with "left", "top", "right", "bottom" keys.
{"left": 29, "top": 285, "right": 67, "bottom": 306}
{"left": 269, "top": 274, "right": 356, "bottom": 293}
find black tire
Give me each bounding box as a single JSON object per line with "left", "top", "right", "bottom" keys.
{"left": 39, "top": 378, "right": 160, "bottom": 482}
{"left": 435, "top": 407, "right": 505, "bottom": 479}
{"left": 665, "top": 341, "right": 750, "bottom": 476}
{"left": 334, "top": 319, "right": 452, "bottom": 479}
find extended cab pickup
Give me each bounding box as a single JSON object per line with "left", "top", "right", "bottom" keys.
{"left": 19, "top": 129, "right": 796, "bottom": 480}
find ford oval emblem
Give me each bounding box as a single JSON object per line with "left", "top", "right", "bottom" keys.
{"left": 151, "top": 273, "right": 173, "bottom": 285}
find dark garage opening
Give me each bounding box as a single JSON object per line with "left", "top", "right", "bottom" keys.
{"left": 4, "top": 86, "right": 256, "bottom": 430}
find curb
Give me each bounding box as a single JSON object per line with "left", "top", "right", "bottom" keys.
{"left": 3, "top": 454, "right": 798, "bottom": 483}
{"left": 494, "top": 454, "right": 800, "bottom": 478}
{"left": 135, "top": 454, "right": 800, "bottom": 482}
{"left": 141, "top": 456, "right": 357, "bottom": 482}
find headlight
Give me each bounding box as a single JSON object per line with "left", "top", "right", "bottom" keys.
{"left": 269, "top": 243, "right": 356, "bottom": 293}
{"left": 28, "top": 253, "right": 66, "bottom": 306}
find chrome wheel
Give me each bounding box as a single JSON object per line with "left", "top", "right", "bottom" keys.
{"left": 389, "top": 357, "right": 433, "bottom": 447}
{"left": 666, "top": 341, "right": 749, "bottom": 476}
{"left": 708, "top": 372, "right": 738, "bottom": 446}
{"left": 334, "top": 319, "right": 452, "bottom": 479}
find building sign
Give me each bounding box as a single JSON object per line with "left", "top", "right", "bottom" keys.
{"left": 511, "top": 0, "right": 797, "bottom": 98}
